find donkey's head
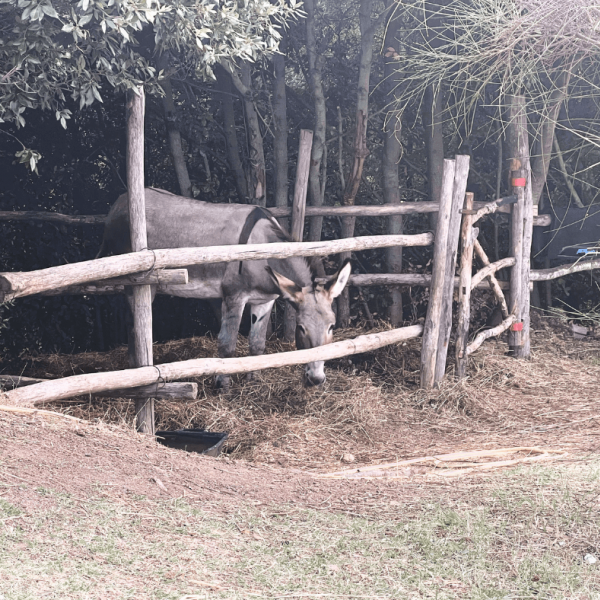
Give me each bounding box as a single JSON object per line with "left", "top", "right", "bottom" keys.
{"left": 267, "top": 261, "right": 352, "bottom": 386}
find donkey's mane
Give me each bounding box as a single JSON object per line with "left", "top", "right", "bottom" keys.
{"left": 264, "top": 209, "right": 319, "bottom": 280}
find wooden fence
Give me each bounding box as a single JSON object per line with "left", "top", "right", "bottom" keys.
{"left": 2, "top": 98, "right": 598, "bottom": 434}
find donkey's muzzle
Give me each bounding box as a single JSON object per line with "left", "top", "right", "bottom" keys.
{"left": 303, "top": 371, "right": 326, "bottom": 387}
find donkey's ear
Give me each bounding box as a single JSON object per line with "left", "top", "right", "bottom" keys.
{"left": 324, "top": 260, "right": 352, "bottom": 299}
{"left": 266, "top": 266, "right": 304, "bottom": 305}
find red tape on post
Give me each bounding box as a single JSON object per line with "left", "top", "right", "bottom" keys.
{"left": 512, "top": 177, "right": 527, "bottom": 187}
{"left": 511, "top": 321, "right": 523, "bottom": 332}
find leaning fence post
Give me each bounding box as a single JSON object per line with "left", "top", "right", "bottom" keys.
{"left": 455, "top": 192, "right": 475, "bottom": 379}
{"left": 434, "top": 155, "right": 470, "bottom": 386}
{"left": 283, "top": 129, "right": 313, "bottom": 341}
{"left": 126, "top": 86, "right": 155, "bottom": 435}
{"left": 420, "top": 158, "right": 456, "bottom": 389}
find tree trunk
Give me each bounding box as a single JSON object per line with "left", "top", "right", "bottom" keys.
{"left": 338, "top": 0, "right": 376, "bottom": 327}
{"left": 240, "top": 62, "right": 267, "bottom": 206}
{"left": 531, "top": 69, "right": 571, "bottom": 206}
{"left": 305, "top": 0, "right": 327, "bottom": 243}
{"left": 216, "top": 66, "right": 248, "bottom": 202}
{"left": 383, "top": 0, "right": 404, "bottom": 325}
{"left": 423, "top": 84, "right": 444, "bottom": 228}
{"left": 273, "top": 34, "right": 289, "bottom": 218}
{"left": 158, "top": 54, "right": 192, "bottom": 198}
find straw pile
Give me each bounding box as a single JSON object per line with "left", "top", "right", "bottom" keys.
{"left": 7, "top": 309, "right": 600, "bottom": 469}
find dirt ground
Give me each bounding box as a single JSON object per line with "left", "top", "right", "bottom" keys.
{"left": 1, "top": 309, "right": 600, "bottom": 512}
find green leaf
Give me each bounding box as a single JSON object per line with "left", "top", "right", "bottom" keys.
{"left": 41, "top": 3, "right": 58, "bottom": 18}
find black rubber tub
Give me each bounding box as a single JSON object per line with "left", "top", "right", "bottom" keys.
{"left": 155, "top": 429, "right": 228, "bottom": 457}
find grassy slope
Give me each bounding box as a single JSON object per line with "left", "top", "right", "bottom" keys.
{"left": 1, "top": 459, "right": 599, "bottom": 600}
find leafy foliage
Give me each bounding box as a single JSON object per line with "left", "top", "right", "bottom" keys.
{"left": 0, "top": 0, "right": 300, "bottom": 134}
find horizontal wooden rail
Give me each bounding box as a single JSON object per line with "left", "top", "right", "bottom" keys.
{"left": 41, "top": 269, "right": 188, "bottom": 296}
{"left": 0, "top": 375, "right": 197, "bottom": 400}
{"left": 269, "top": 203, "right": 441, "bottom": 217}
{"left": 0, "top": 204, "right": 551, "bottom": 226}
{"left": 341, "top": 274, "right": 506, "bottom": 289}
{"left": 0, "top": 211, "right": 106, "bottom": 225}
{"left": 530, "top": 259, "right": 600, "bottom": 281}
{"left": 0, "top": 234, "right": 433, "bottom": 302}
{"left": 470, "top": 257, "right": 516, "bottom": 290}
{"left": 0, "top": 325, "right": 424, "bottom": 407}
{"left": 44, "top": 271, "right": 507, "bottom": 298}
{"left": 465, "top": 313, "right": 516, "bottom": 356}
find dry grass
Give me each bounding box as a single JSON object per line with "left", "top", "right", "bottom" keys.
{"left": 9, "top": 309, "right": 600, "bottom": 470}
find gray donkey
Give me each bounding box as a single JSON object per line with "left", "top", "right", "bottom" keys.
{"left": 100, "top": 187, "right": 351, "bottom": 387}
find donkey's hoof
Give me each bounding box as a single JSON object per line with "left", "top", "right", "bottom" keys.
{"left": 214, "top": 374, "right": 231, "bottom": 390}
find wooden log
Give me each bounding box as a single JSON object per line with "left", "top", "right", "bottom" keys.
{"left": 469, "top": 195, "right": 517, "bottom": 223}
{"left": 530, "top": 259, "right": 600, "bottom": 281}
{"left": 126, "top": 86, "right": 155, "bottom": 435}
{"left": 519, "top": 158, "right": 534, "bottom": 360}
{"left": 0, "top": 375, "right": 46, "bottom": 389}
{"left": 269, "top": 203, "right": 441, "bottom": 218}
{"left": 342, "top": 273, "right": 504, "bottom": 290}
{"left": 269, "top": 202, "right": 550, "bottom": 225}
{"left": 466, "top": 313, "right": 516, "bottom": 356}
{"left": 0, "top": 233, "right": 433, "bottom": 302}
{"left": 1, "top": 325, "right": 424, "bottom": 407}
{"left": 285, "top": 129, "right": 313, "bottom": 341}
{"left": 435, "top": 155, "right": 470, "bottom": 386}
{"left": 421, "top": 159, "right": 456, "bottom": 389}
{"left": 0, "top": 204, "right": 551, "bottom": 225}
{"left": 41, "top": 269, "right": 188, "bottom": 295}
{"left": 0, "top": 211, "right": 106, "bottom": 225}
{"left": 290, "top": 130, "right": 313, "bottom": 242}
{"left": 471, "top": 257, "right": 516, "bottom": 290}
{"left": 455, "top": 192, "right": 475, "bottom": 377}
{"left": 95, "top": 382, "right": 197, "bottom": 400}
{"left": 1, "top": 376, "right": 197, "bottom": 400}
{"left": 473, "top": 240, "right": 509, "bottom": 317}
{"left": 508, "top": 166, "right": 525, "bottom": 353}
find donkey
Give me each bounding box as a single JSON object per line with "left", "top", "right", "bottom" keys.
{"left": 100, "top": 187, "right": 351, "bottom": 387}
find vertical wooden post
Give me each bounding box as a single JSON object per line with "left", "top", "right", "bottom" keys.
{"left": 126, "top": 87, "right": 155, "bottom": 435}
{"left": 507, "top": 93, "right": 533, "bottom": 358}
{"left": 455, "top": 192, "right": 475, "bottom": 379}
{"left": 508, "top": 166, "right": 525, "bottom": 354}
{"left": 290, "top": 130, "right": 313, "bottom": 242}
{"left": 420, "top": 158, "right": 456, "bottom": 389}
{"left": 519, "top": 173, "right": 533, "bottom": 359}
{"left": 434, "top": 155, "right": 470, "bottom": 386}
{"left": 283, "top": 129, "right": 313, "bottom": 341}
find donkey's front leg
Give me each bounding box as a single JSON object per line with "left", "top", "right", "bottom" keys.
{"left": 215, "top": 297, "right": 246, "bottom": 389}
{"left": 246, "top": 300, "right": 275, "bottom": 381}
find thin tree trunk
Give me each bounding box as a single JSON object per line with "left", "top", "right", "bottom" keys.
{"left": 240, "top": 62, "right": 267, "bottom": 206}
{"left": 423, "top": 84, "right": 444, "bottom": 229}
{"left": 216, "top": 66, "right": 248, "bottom": 201}
{"left": 273, "top": 35, "right": 289, "bottom": 220}
{"left": 383, "top": 0, "right": 404, "bottom": 326}
{"left": 531, "top": 69, "right": 571, "bottom": 206}
{"left": 338, "top": 0, "right": 376, "bottom": 327}
{"left": 305, "top": 0, "right": 327, "bottom": 242}
{"left": 158, "top": 54, "right": 192, "bottom": 197}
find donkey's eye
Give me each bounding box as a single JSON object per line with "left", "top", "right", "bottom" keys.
{"left": 297, "top": 324, "right": 307, "bottom": 335}
{"left": 328, "top": 324, "right": 334, "bottom": 333}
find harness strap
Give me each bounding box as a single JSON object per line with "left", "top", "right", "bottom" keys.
{"left": 238, "top": 207, "right": 271, "bottom": 274}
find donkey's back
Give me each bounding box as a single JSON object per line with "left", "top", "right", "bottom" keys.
{"left": 101, "top": 187, "right": 286, "bottom": 300}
